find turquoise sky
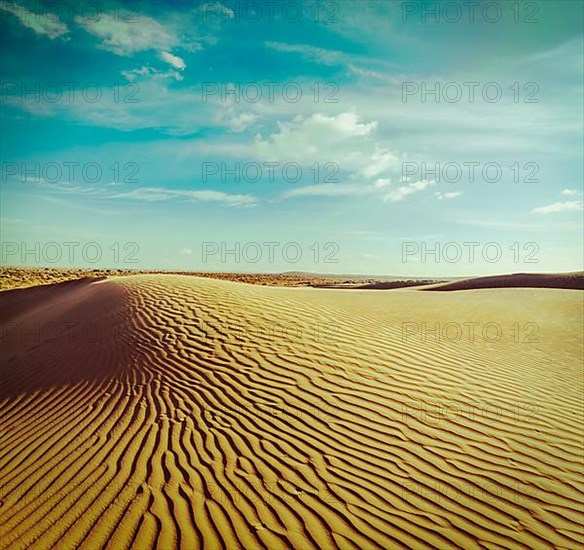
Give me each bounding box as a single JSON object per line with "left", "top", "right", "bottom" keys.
{"left": 1, "top": 0, "right": 582, "bottom": 276}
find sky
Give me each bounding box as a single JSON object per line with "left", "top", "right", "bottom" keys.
{"left": 0, "top": 0, "right": 582, "bottom": 276}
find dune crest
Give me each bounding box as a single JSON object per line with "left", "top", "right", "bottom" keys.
{"left": 1, "top": 274, "right": 582, "bottom": 549}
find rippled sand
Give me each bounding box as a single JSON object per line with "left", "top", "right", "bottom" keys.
{"left": 1, "top": 275, "right": 582, "bottom": 549}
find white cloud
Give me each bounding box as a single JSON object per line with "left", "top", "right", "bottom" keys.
{"left": 561, "top": 188, "right": 578, "bottom": 196}
{"left": 255, "top": 112, "right": 377, "bottom": 162}
{"left": 159, "top": 51, "right": 186, "bottom": 70}
{"left": 121, "top": 65, "right": 153, "bottom": 80}
{"left": 109, "top": 186, "right": 256, "bottom": 206}
{"left": 201, "top": 2, "right": 234, "bottom": 19}
{"left": 76, "top": 14, "right": 178, "bottom": 56}
{"left": 252, "top": 112, "right": 405, "bottom": 189}
{"left": 121, "top": 65, "right": 183, "bottom": 82}
{"left": 213, "top": 103, "right": 259, "bottom": 132}
{"left": 384, "top": 180, "right": 435, "bottom": 202}
{"left": 361, "top": 147, "right": 399, "bottom": 178}
{"left": 228, "top": 112, "right": 259, "bottom": 132}
{"left": 0, "top": 1, "right": 69, "bottom": 38}
{"left": 435, "top": 191, "right": 462, "bottom": 200}
{"left": 531, "top": 201, "right": 583, "bottom": 214}
{"left": 183, "top": 110, "right": 408, "bottom": 195}
{"left": 180, "top": 248, "right": 193, "bottom": 255}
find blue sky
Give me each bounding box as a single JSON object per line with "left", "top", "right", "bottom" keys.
{"left": 1, "top": 0, "right": 582, "bottom": 276}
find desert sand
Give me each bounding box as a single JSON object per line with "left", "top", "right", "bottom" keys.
{"left": 0, "top": 274, "right": 582, "bottom": 549}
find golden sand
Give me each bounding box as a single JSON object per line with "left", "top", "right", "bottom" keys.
{"left": 1, "top": 274, "right": 582, "bottom": 548}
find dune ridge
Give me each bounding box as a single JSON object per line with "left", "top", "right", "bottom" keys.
{"left": 1, "top": 274, "right": 582, "bottom": 549}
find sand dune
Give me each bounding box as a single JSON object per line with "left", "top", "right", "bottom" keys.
{"left": 426, "top": 271, "right": 584, "bottom": 292}
{"left": 1, "top": 274, "right": 582, "bottom": 549}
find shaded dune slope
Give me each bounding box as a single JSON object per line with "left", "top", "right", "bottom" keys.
{"left": 1, "top": 275, "right": 582, "bottom": 549}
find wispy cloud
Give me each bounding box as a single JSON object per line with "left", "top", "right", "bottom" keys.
{"left": 76, "top": 13, "right": 179, "bottom": 56}
{"left": 531, "top": 201, "right": 583, "bottom": 215}
{"left": 265, "top": 42, "right": 348, "bottom": 66}
{"left": 265, "top": 41, "right": 393, "bottom": 77}
{"left": 0, "top": 1, "right": 69, "bottom": 38}
{"left": 108, "top": 186, "right": 256, "bottom": 206}
{"left": 282, "top": 177, "right": 436, "bottom": 204}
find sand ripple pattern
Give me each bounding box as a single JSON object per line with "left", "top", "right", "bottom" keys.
{"left": 1, "top": 275, "right": 582, "bottom": 549}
